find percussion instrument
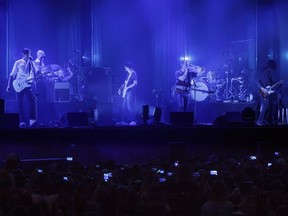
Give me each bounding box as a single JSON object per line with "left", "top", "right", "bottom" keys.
{"left": 190, "top": 81, "right": 213, "bottom": 102}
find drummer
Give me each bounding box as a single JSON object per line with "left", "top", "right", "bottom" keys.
{"left": 34, "top": 50, "right": 46, "bottom": 74}
{"left": 54, "top": 66, "right": 74, "bottom": 82}
{"left": 206, "top": 70, "right": 217, "bottom": 85}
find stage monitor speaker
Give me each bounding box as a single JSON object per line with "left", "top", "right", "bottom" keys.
{"left": 213, "top": 112, "right": 243, "bottom": 125}
{"left": 225, "top": 112, "right": 243, "bottom": 124}
{"left": 170, "top": 112, "right": 194, "bottom": 126}
{"left": 0, "top": 99, "right": 4, "bottom": 114}
{"left": 67, "top": 112, "right": 89, "bottom": 127}
{"left": 0, "top": 113, "right": 19, "bottom": 128}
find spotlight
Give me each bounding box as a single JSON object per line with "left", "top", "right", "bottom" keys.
{"left": 179, "top": 56, "right": 191, "bottom": 61}
{"left": 82, "top": 56, "right": 90, "bottom": 60}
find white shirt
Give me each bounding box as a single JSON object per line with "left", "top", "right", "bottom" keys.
{"left": 10, "top": 59, "right": 35, "bottom": 80}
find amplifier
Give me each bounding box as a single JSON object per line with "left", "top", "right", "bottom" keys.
{"left": 46, "top": 82, "right": 71, "bottom": 103}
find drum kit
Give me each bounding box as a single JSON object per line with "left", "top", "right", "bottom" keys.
{"left": 39, "top": 58, "right": 85, "bottom": 101}
{"left": 187, "top": 68, "right": 252, "bottom": 102}
{"left": 41, "top": 64, "right": 73, "bottom": 83}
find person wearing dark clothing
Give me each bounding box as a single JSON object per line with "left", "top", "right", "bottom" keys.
{"left": 255, "top": 59, "right": 283, "bottom": 126}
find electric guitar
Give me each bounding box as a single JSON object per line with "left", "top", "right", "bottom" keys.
{"left": 259, "top": 80, "right": 284, "bottom": 99}
{"left": 12, "top": 73, "right": 45, "bottom": 93}
{"left": 120, "top": 73, "right": 132, "bottom": 98}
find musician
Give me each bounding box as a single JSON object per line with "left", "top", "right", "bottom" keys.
{"left": 118, "top": 61, "right": 138, "bottom": 125}
{"left": 175, "top": 60, "right": 204, "bottom": 112}
{"left": 255, "top": 59, "right": 283, "bottom": 126}
{"left": 56, "top": 66, "right": 73, "bottom": 82}
{"left": 34, "top": 50, "right": 46, "bottom": 73}
{"left": 6, "top": 48, "right": 37, "bottom": 128}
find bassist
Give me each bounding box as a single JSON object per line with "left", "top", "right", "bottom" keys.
{"left": 6, "top": 48, "right": 37, "bottom": 128}
{"left": 256, "top": 59, "right": 283, "bottom": 126}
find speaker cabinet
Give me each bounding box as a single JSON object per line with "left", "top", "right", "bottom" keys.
{"left": 85, "top": 67, "right": 112, "bottom": 103}
{"left": 0, "top": 113, "right": 19, "bottom": 128}
{"left": 0, "top": 99, "right": 4, "bottom": 114}
{"left": 46, "top": 82, "right": 71, "bottom": 103}
{"left": 225, "top": 112, "right": 243, "bottom": 124}
{"left": 213, "top": 112, "right": 243, "bottom": 125}
{"left": 170, "top": 112, "right": 194, "bottom": 126}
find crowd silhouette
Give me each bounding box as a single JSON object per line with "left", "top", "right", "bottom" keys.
{"left": 0, "top": 151, "right": 288, "bottom": 216}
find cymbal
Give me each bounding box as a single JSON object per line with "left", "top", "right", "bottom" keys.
{"left": 41, "top": 64, "right": 60, "bottom": 73}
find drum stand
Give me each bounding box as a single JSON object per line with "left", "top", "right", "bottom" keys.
{"left": 229, "top": 79, "right": 239, "bottom": 101}
{"left": 222, "top": 70, "right": 230, "bottom": 101}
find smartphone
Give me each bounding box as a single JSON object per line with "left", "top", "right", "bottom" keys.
{"left": 37, "top": 169, "right": 43, "bottom": 173}
{"left": 167, "top": 172, "right": 173, "bottom": 176}
{"left": 174, "top": 161, "right": 179, "bottom": 167}
{"left": 267, "top": 162, "right": 272, "bottom": 167}
{"left": 151, "top": 167, "right": 157, "bottom": 172}
{"left": 193, "top": 172, "right": 200, "bottom": 178}
{"left": 159, "top": 177, "right": 166, "bottom": 183}
{"left": 274, "top": 152, "right": 279, "bottom": 156}
{"left": 250, "top": 156, "right": 257, "bottom": 160}
{"left": 66, "top": 157, "right": 73, "bottom": 161}
{"left": 63, "top": 176, "right": 68, "bottom": 181}
{"left": 157, "top": 169, "right": 164, "bottom": 174}
{"left": 103, "top": 173, "right": 109, "bottom": 182}
{"left": 210, "top": 170, "right": 218, "bottom": 176}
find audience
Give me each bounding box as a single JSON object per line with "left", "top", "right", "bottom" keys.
{"left": 0, "top": 151, "right": 287, "bottom": 216}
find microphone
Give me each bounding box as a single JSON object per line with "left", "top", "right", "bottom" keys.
{"left": 29, "top": 56, "right": 33, "bottom": 60}
{"left": 74, "top": 49, "right": 81, "bottom": 53}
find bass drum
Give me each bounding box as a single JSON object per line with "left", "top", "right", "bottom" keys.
{"left": 190, "top": 81, "right": 209, "bottom": 101}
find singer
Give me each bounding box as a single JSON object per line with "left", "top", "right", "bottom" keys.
{"left": 175, "top": 60, "right": 204, "bottom": 112}
{"left": 6, "top": 48, "right": 38, "bottom": 128}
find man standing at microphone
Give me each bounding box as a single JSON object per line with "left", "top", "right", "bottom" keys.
{"left": 175, "top": 60, "right": 205, "bottom": 112}
{"left": 6, "top": 48, "right": 37, "bottom": 128}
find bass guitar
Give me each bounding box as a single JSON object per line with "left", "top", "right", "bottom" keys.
{"left": 12, "top": 73, "right": 44, "bottom": 93}
{"left": 120, "top": 73, "right": 132, "bottom": 98}
{"left": 259, "top": 80, "right": 284, "bottom": 99}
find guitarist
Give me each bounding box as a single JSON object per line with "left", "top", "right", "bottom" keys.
{"left": 256, "top": 59, "right": 282, "bottom": 126}
{"left": 6, "top": 48, "right": 37, "bottom": 128}
{"left": 118, "top": 61, "right": 138, "bottom": 125}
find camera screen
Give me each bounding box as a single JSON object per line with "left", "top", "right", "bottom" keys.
{"left": 167, "top": 172, "right": 173, "bottom": 176}
{"left": 151, "top": 167, "right": 157, "bottom": 172}
{"left": 174, "top": 161, "right": 179, "bottom": 167}
{"left": 103, "top": 173, "right": 109, "bottom": 181}
{"left": 250, "top": 156, "right": 257, "bottom": 160}
{"left": 37, "top": 169, "right": 43, "bottom": 173}
{"left": 159, "top": 177, "right": 166, "bottom": 183}
{"left": 66, "top": 157, "right": 73, "bottom": 161}
{"left": 210, "top": 170, "right": 217, "bottom": 176}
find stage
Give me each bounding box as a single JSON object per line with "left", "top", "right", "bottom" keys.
{"left": 0, "top": 124, "right": 287, "bottom": 165}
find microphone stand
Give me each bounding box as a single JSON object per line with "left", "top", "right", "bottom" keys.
{"left": 191, "top": 78, "right": 198, "bottom": 125}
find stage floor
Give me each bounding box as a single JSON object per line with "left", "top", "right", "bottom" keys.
{"left": 0, "top": 124, "right": 287, "bottom": 165}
